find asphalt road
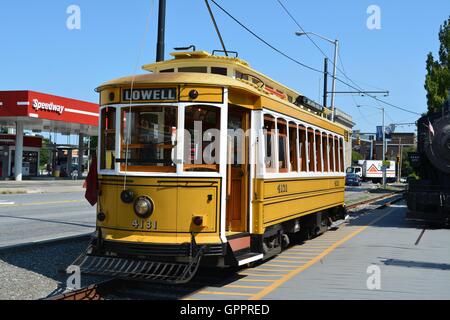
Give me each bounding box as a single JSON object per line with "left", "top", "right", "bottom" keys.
{"left": 0, "top": 192, "right": 95, "bottom": 249}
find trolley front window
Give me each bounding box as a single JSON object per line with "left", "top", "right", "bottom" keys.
{"left": 100, "top": 107, "right": 116, "bottom": 171}
{"left": 121, "top": 106, "right": 178, "bottom": 173}
{"left": 184, "top": 105, "right": 221, "bottom": 172}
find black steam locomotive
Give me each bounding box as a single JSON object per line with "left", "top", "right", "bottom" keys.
{"left": 407, "top": 106, "right": 450, "bottom": 225}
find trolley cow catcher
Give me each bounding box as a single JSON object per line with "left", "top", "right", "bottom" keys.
{"left": 76, "top": 51, "right": 349, "bottom": 283}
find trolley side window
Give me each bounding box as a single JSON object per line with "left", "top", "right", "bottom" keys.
{"left": 289, "top": 122, "right": 298, "bottom": 172}
{"left": 264, "top": 115, "right": 276, "bottom": 172}
{"left": 278, "top": 119, "right": 288, "bottom": 173}
{"left": 121, "top": 106, "right": 178, "bottom": 173}
{"left": 100, "top": 107, "right": 116, "bottom": 171}
{"left": 334, "top": 137, "right": 339, "bottom": 172}
{"left": 339, "top": 138, "right": 345, "bottom": 172}
{"left": 179, "top": 66, "right": 208, "bottom": 73}
{"left": 308, "top": 129, "right": 315, "bottom": 172}
{"left": 322, "top": 133, "right": 329, "bottom": 172}
{"left": 184, "top": 105, "right": 221, "bottom": 172}
{"left": 299, "top": 126, "right": 307, "bottom": 172}
{"left": 315, "top": 130, "right": 322, "bottom": 172}
{"left": 329, "top": 135, "right": 335, "bottom": 172}
{"left": 211, "top": 67, "right": 228, "bottom": 76}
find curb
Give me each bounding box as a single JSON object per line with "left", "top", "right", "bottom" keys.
{"left": 0, "top": 188, "right": 85, "bottom": 195}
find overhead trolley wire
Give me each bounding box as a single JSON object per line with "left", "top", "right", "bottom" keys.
{"left": 209, "top": 0, "right": 422, "bottom": 116}
{"left": 274, "top": 0, "right": 422, "bottom": 116}
{"left": 209, "top": 0, "right": 323, "bottom": 74}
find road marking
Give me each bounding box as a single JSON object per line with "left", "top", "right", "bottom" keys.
{"left": 281, "top": 251, "right": 324, "bottom": 256}
{"left": 250, "top": 208, "right": 395, "bottom": 300}
{"left": 271, "top": 259, "right": 303, "bottom": 264}
{"left": 0, "top": 202, "right": 15, "bottom": 206}
{"left": 237, "top": 279, "right": 276, "bottom": 283}
{"left": 196, "top": 291, "right": 253, "bottom": 297}
{"left": 0, "top": 200, "right": 84, "bottom": 207}
{"left": 275, "top": 255, "right": 316, "bottom": 260}
{"left": 252, "top": 268, "right": 294, "bottom": 272}
{"left": 287, "top": 247, "right": 329, "bottom": 251}
{"left": 239, "top": 273, "right": 283, "bottom": 277}
{"left": 262, "top": 264, "right": 297, "bottom": 268}
{"left": 225, "top": 285, "right": 266, "bottom": 289}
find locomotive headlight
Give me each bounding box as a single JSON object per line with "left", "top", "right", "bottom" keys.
{"left": 134, "top": 197, "right": 154, "bottom": 218}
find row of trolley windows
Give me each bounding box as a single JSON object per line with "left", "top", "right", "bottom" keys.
{"left": 264, "top": 115, "right": 345, "bottom": 174}
{"left": 160, "top": 67, "right": 228, "bottom": 76}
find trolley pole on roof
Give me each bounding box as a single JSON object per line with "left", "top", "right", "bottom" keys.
{"left": 204, "top": 0, "right": 229, "bottom": 57}
{"left": 156, "top": 0, "right": 167, "bottom": 62}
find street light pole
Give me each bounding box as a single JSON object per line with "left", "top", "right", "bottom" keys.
{"left": 330, "top": 39, "right": 339, "bottom": 122}
{"left": 295, "top": 32, "right": 339, "bottom": 121}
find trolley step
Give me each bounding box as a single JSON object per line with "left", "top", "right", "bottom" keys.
{"left": 236, "top": 252, "right": 264, "bottom": 266}
{"left": 71, "top": 249, "right": 204, "bottom": 284}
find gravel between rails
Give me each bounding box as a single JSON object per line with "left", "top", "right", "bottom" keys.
{"left": 0, "top": 238, "right": 110, "bottom": 300}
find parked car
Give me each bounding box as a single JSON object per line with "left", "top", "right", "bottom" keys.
{"left": 346, "top": 173, "right": 362, "bottom": 186}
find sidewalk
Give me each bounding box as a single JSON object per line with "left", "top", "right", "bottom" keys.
{"left": 0, "top": 179, "right": 85, "bottom": 194}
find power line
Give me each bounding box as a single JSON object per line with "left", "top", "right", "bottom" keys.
{"left": 208, "top": 0, "right": 323, "bottom": 74}
{"left": 276, "top": 0, "right": 386, "bottom": 95}
{"left": 275, "top": 0, "right": 422, "bottom": 117}
{"left": 209, "top": 0, "right": 422, "bottom": 116}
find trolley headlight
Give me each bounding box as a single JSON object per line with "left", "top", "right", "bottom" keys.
{"left": 134, "top": 197, "right": 154, "bottom": 218}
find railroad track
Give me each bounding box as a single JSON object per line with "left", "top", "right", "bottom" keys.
{"left": 46, "top": 192, "right": 405, "bottom": 301}
{"left": 346, "top": 190, "right": 404, "bottom": 210}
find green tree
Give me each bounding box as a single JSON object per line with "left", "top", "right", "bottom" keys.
{"left": 39, "top": 138, "right": 52, "bottom": 168}
{"left": 425, "top": 16, "right": 450, "bottom": 114}
{"left": 401, "top": 146, "right": 416, "bottom": 178}
{"left": 352, "top": 151, "right": 364, "bottom": 164}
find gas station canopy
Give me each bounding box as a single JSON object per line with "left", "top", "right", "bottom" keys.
{"left": 0, "top": 90, "right": 99, "bottom": 136}
{"left": 0, "top": 90, "right": 99, "bottom": 181}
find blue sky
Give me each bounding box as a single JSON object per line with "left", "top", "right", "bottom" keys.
{"left": 1, "top": 0, "right": 449, "bottom": 136}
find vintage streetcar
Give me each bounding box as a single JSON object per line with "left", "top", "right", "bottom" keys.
{"left": 74, "top": 50, "right": 349, "bottom": 283}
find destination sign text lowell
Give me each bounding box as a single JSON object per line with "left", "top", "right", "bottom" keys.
{"left": 122, "top": 88, "right": 177, "bottom": 101}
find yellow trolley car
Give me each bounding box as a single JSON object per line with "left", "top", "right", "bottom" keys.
{"left": 75, "top": 51, "right": 349, "bottom": 283}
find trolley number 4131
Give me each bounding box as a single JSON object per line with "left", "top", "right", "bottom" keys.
{"left": 132, "top": 219, "right": 158, "bottom": 230}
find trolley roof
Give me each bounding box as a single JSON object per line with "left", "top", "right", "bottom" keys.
{"left": 97, "top": 51, "right": 349, "bottom": 134}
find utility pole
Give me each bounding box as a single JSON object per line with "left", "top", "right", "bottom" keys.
{"left": 382, "top": 106, "right": 387, "bottom": 189}
{"left": 370, "top": 138, "right": 374, "bottom": 160}
{"left": 357, "top": 105, "right": 387, "bottom": 187}
{"left": 397, "top": 137, "right": 403, "bottom": 183}
{"left": 156, "top": 0, "right": 166, "bottom": 62}
{"left": 323, "top": 58, "right": 328, "bottom": 110}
